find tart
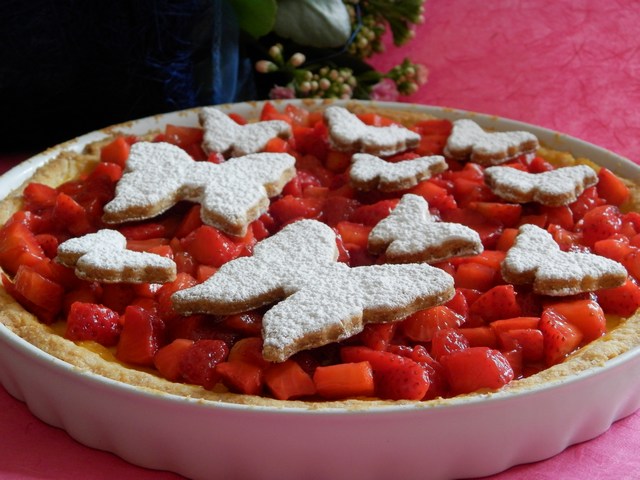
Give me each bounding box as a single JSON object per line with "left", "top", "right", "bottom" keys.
{"left": 1, "top": 100, "right": 640, "bottom": 408}
{"left": 0, "top": 102, "right": 640, "bottom": 478}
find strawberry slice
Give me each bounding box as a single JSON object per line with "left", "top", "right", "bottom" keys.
{"left": 341, "top": 346, "right": 430, "bottom": 400}
{"left": 116, "top": 305, "right": 165, "bottom": 367}
{"left": 349, "top": 199, "right": 400, "bottom": 226}
{"left": 539, "top": 309, "right": 583, "bottom": 366}
{"left": 597, "top": 167, "right": 630, "bottom": 206}
{"left": 264, "top": 360, "right": 317, "bottom": 400}
{"left": 401, "top": 306, "right": 464, "bottom": 342}
{"left": 216, "top": 360, "right": 264, "bottom": 395}
{"left": 468, "top": 284, "right": 522, "bottom": 323}
{"left": 441, "top": 347, "right": 514, "bottom": 395}
{"left": 180, "top": 339, "right": 229, "bottom": 389}
{"left": 596, "top": 278, "right": 640, "bottom": 317}
{"left": 154, "top": 338, "right": 194, "bottom": 381}
{"left": 544, "top": 299, "right": 606, "bottom": 344}
{"left": 65, "top": 302, "right": 121, "bottom": 347}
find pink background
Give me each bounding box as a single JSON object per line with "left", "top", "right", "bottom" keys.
{"left": 2, "top": 0, "right": 640, "bottom": 478}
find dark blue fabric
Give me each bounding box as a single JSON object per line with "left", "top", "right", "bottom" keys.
{"left": 0, "top": 0, "right": 254, "bottom": 150}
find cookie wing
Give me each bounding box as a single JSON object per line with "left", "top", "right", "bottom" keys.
{"left": 368, "top": 194, "right": 483, "bottom": 264}
{"left": 103, "top": 142, "right": 193, "bottom": 223}
{"left": 485, "top": 165, "right": 597, "bottom": 206}
{"left": 171, "top": 220, "right": 339, "bottom": 315}
{"left": 350, "top": 153, "right": 447, "bottom": 191}
{"left": 445, "top": 119, "right": 539, "bottom": 165}
{"left": 262, "top": 263, "right": 455, "bottom": 362}
{"left": 501, "top": 224, "right": 626, "bottom": 295}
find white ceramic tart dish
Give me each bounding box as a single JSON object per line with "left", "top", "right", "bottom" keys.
{"left": 1, "top": 99, "right": 640, "bottom": 480}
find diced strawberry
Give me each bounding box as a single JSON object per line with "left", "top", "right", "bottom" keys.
{"left": 596, "top": 278, "right": 640, "bottom": 317}
{"left": 325, "top": 151, "right": 352, "bottom": 173}
{"left": 469, "top": 202, "right": 522, "bottom": 227}
{"left": 90, "top": 161, "right": 123, "bottom": 183}
{"left": 544, "top": 299, "right": 606, "bottom": 344}
{"left": 62, "top": 283, "right": 103, "bottom": 314}
{"left": 223, "top": 311, "right": 263, "bottom": 336}
{"left": 496, "top": 228, "right": 519, "bottom": 251}
{"left": 65, "top": 302, "right": 121, "bottom": 346}
{"left": 441, "top": 347, "right": 514, "bottom": 395}
{"left": 227, "top": 336, "right": 271, "bottom": 369}
{"left": 0, "top": 217, "right": 46, "bottom": 275}
{"left": 444, "top": 288, "right": 469, "bottom": 319}
{"left": 498, "top": 328, "right": 544, "bottom": 363}
{"left": 174, "top": 205, "right": 203, "bottom": 238}
{"left": 100, "top": 283, "right": 137, "bottom": 314}
{"left": 53, "top": 193, "right": 93, "bottom": 236}
{"left": 441, "top": 207, "right": 503, "bottom": 248}
{"left": 321, "top": 196, "right": 361, "bottom": 227}
{"left": 597, "top": 167, "right": 630, "bottom": 206}
{"left": 265, "top": 360, "right": 317, "bottom": 400}
{"left": 401, "top": 306, "right": 464, "bottom": 342}
{"left": 293, "top": 125, "right": 329, "bottom": 161}
{"left": 181, "top": 225, "right": 241, "bottom": 268}
{"left": 489, "top": 316, "right": 540, "bottom": 333}
{"left": 459, "top": 326, "right": 498, "bottom": 348}
{"left": 355, "top": 322, "right": 396, "bottom": 350}
{"left": 154, "top": 338, "right": 194, "bottom": 381}
{"left": 349, "top": 199, "right": 400, "bottom": 226}
{"left": 178, "top": 339, "right": 229, "bottom": 389}
{"left": 540, "top": 205, "right": 574, "bottom": 230}
{"left": 335, "top": 221, "right": 372, "bottom": 249}
{"left": 264, "top": 137, "right": 289, "bottom": 153}
{"left": 580, "top": 205, "right": 622, "bottom": 246}
{"left": 570, "top": 186, "right": 605, "bottom": 221}
{"left": 23, "top": 183, "right": 58, "bottom": 213}
{"left": 216, "top": 360, "right": 264, "bottom": 395}
{"left": 539, "top": 309, "right": 583, "bottom": 366}
{"left": 407, "top": 180, "right": 457, "bottom": 213}
{"left": 9, "top": 265, "right": 64, "bottom": 323}
{"left": 269, "top": 195, "right": 324, "bottom": 226}
{"left": 454, "top": 262, "right": 497, "bottom": 291}
{"left": 430, "top": 328, "right": 470, "bottom": 361}
{"left": 156, "top": 273, "right": 198, "bottom": 321}
{"left": 313, "top": 361, "right": 375, "bottom": 399}
{"left": 594, "top": 235, "right": 634, "bottom": 262}
{"left": 469, "top": 285, "right": 522, "bottom": 323}
{"left": 260, "top": 101, "right": 291, "bottom": 124}
{"left": 340, "top": 346, "right": 430, "bottom": 400}
{"left": 100, "top": 136, "right": 131, "bottom": 168}
{"left": 116, "top": 305, "right": 165, "bottom": 366}
{"left": 526, "top": 156, "right": 554, "bottom": 173}
{"left": 119, "top": 223, "right": 167, "bottom": 241}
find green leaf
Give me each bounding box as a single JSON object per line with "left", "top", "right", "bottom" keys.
{"left": 228, "top": 0, "right": 277, "bottom": 38}
{"left": 274, "top": 0, "right": 351, "bottom": 48}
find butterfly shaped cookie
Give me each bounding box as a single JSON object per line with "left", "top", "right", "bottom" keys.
{"left": 368, "top": 194, "right": 483, "bottom": 263}
{"left": 484, "top": 165, "right": 598, "bottom": 206}
{"left": 350, "top": 153, "right": 448, "bottom": 192}
{"left": 501, "top": 224, "right": 627, "bottom": 296}
{"left": 445, "top": 119, "right": 539, "bottom": 165}
{"left": 324, "top": 106, "right": 421, "bottom": 156}
{"left": 172, "top": 219, "right": 455, "bottom": 362}
{"left": 200, "top": 106, "right": 291, "bottom": 157}
{"left": 56, "top": 229, "right": 176, "bottom": 283}
{"left": 102, "top": 142, "right": 296, "bottom": 237}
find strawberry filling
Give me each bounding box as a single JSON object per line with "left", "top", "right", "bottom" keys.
{"left": 1, "top": 103, "right": 638, "bottom": 402}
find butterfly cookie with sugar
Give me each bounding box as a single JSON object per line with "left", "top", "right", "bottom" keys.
{"left": 445, "top": 119, "right": 539, "bottom": 165}
{"left": 501, "top": 224, "right": 627, "bottom": 296}
{"left": 349, "top": 153, "right": 448, "bottom": 192}
{"left": 324, "top": 106, "right": 421, "bottom": 156}
{"left": 484, "top": 164, "right": 598, "bottom": 206}
{"left": 56, "top": 229, "right": 177, "bottom": 284}
{"left": 102, "top": 141, "right": 295, "bottom": 237}
{"left": 199, "top": 106, "right": 291, "bottom": 158}
{"left": 368, "top": 194, "right": 483, "bottom": 264}
{"left": 171, "top": 219, "right": 455, "bottom": 362}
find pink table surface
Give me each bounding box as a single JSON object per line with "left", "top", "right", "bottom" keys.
{"left": 2, "top": 1, "right": 640, "bottom": 478}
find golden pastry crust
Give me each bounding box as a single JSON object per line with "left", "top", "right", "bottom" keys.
{"left": 1, "top": 104, "right": 639, "bottom": 411}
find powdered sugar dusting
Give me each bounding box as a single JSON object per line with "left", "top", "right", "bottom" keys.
{"left": 102, "top": 142, "right": 296, "bottom": 236}
{"left": 56, "top": 229, "right": 176, "bottom": 283}
{"left": 485, "top": 164, "right": 598, "bottom": 206}
{"left": 324, "top": 106, "right": 420, "bottom": 156}
{"left": 171, "top": 219, "right": 454, "bottom": 362}
{"left": 199, "top": 106, "right": 291, "bottom": 157}
{"left": 350, "top": 153, "right": 448, "bottom": 191}
{"left": 502, "top": 224, "right": 627, "bottom": 296}
{"left": 445, "top": 119, "right": 539, "bottom": 165}
{"left": 369, "top": 194, "right": 483, "bottom": 263}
